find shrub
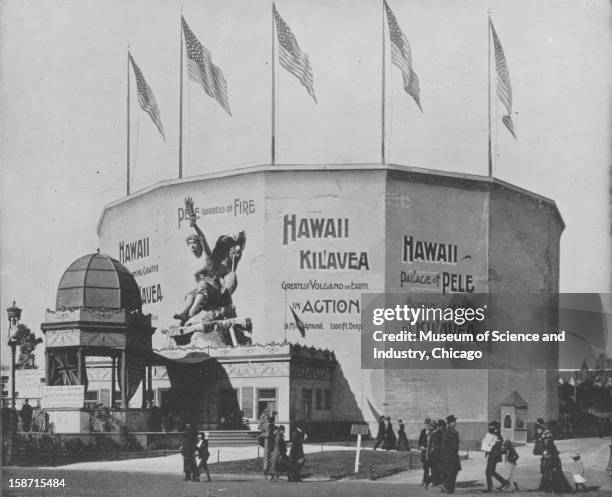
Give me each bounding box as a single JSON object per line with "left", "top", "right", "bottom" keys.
{"left": 119, "top": 426, "right": 143, "bottom": 451}
{"left": 91, "top": 434, "right": 121, "bottom": 453}
{"left": 63, "top": 438, "right": 87, "bottom": 454}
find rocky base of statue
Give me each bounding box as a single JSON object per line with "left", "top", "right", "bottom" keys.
{"left": 160, "top": 307, "right": 252, "bottom": 350}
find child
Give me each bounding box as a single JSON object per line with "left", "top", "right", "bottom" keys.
{"left": 503, "top": 439, "right": 520, "bottom": 491}
{"left": 196, "top": 432, "right": 212, "bottom": 482}
{"left": 571, "top": 453, "right": 587, "bottom": 491}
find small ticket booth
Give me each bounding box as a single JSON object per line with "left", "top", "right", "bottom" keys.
{"left": 500, "top": 390, "right": 528, "bottom": 443}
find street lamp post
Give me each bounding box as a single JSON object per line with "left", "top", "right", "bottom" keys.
{"left": 6, "top": 301, "right": 22, "bottom": 410}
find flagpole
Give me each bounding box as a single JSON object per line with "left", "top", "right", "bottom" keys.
{"left": 179, "top": 12, "right": 184, "bottom": 179}
{"left": 487, "top": 13, "right": 492, "bottom": 177}
{"left": 381, "top": 1, "right": 386, "bottom": 166}
{"left": 271, "top": 4, "right": 276, "bottom": 166}
{"left": 284, "top": 288, "right": 287, "bottom": 343}
{"left": 127, "top": 48, "right": 131, "bottom": 196}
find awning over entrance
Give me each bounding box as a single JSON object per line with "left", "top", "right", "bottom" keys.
{"left": 133, "top": 349, "right": 212, "bottom": 366}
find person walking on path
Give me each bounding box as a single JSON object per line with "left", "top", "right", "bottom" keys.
{"left": 538, "top": 431, "right": 573, "bottom": 493}
{"left": 180, "top": 424, "right": 199, "bottom": 482}
{"left": 267, "top": 410, "right": 278, "bottom": 474}
{"left": 196, "top": 432, "right": 211, "bottom": 482}
{"left": 417, "top": 418, "right": 432, "bottom": 486}
{"left": 373, "top": 415, "right": 385, "bottom": 450}
{"left": 396, "top": 418, "right": 409, "bottom": 451}
{"left": 533, "top": 418, "right": 546, "bottom": 455}
{"left": 441, "top": 414, "right": 461, "bottom": 494}
{"left": 484, "top": 421, "right": 510, "bottom": 492}
{"left": 288, "top": 424, "right": 307, "bottom": 482}
{"left": 502, "top": 438, "right": 519, "bottom": 491}
{"left": 382, "top": 416, "right": 397, "bottom": 450}
{"left": 571, "top": 453, "right": 587, "bottom": 491}
{"left": 428, "top": 419, "right": 446, "bottom": 487}
{"left": 270, "top": 425, "right": 287, "bottom": 482}
{"left": 257, "top": 409, "right": 271, "bottom": 475}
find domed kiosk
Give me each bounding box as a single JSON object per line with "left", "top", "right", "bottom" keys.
{"left": 41, "top": 252, "right": 156, "bottom": 432}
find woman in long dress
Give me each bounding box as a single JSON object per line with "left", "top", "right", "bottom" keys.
{"left": 382, "top": 417, "right": 397, "bottom": 450}
{"left": 288, "top": 425, "right": 306, "bottom": 482}
{"left": 533, "top": 418, "right": 546, "bottom": 455}
{"left": 270, "top": 426, "right": 287, "bottom": 482}
{"left": 396, "top": 419, "right": 410, "bottom": 451}
{"left": 538, "top": 432, "right": 573, "bottom": 493}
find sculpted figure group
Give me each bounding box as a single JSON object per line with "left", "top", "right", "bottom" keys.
{"left": 174, "top": 197, "right": 246, "bottom": 326}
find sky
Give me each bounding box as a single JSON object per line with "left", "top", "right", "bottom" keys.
{"left": 0, "top": 0, "right": 610, "bottom": 366}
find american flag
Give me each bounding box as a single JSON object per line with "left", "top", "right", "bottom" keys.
{"left": 384, "top": 1, "right": 422, "bottom": 112}
{"left": 289, "top": 306, "right": 306, "bottom": 338}
{"left": 128, "top": 53, "right": 166, "bottom": 141}
{"left": 489, "top": 19, "right": 516, "bottom": 139}
{"left": 182, "top": 16, "right": 231, "bottom": 116}
{"left": 273, "top": 3, "right": 317, "bottom": 103}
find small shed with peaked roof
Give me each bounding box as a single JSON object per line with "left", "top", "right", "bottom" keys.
{"left": 500, "top": 390, "right": 528, "bottom": 443}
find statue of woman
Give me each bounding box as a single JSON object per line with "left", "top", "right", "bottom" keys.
{"left": 173, "top": 197, "right": 246, "bottom": 325}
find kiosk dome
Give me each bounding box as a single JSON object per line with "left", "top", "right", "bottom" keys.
{"left": 55, "top": 252, "right": 141, "bottom": 311}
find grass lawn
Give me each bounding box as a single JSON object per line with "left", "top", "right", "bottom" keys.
{"left": 208, "top": 449, "right": 421, "bottom": 480}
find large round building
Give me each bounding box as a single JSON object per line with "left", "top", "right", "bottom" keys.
{"left": 95, "top": 162, "right": 564, "bottom": 441}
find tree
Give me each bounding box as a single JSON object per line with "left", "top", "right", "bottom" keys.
{"left": 14, "top": 324, "right": 43, "bottom": 369}
{"left": 594, "top": 352, "right": 612, "bottom": 370}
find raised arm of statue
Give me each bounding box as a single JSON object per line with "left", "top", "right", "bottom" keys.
{"left": 185, "top": 197, "right": 211, "bottom": 256}
{"left": 192, "top": 223, "right": 211, "bottom": 257}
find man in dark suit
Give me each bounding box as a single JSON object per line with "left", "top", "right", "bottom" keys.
{"left": 428, "top": 419, "right": 446, "bottom": 486}
{"left": 20, "top": 399, "right": 33, "bottom": 432}
{"left": 418, "top": 418, "right": 432, "bottom": 487}
{"left": 484, "top": 421, "right": 509, "bottom": 491}
{"left": 180, "top": 424, "right": 198, "bottom": 481}
{"left": 441, "top": 414, "right": 461, "bottom": 494}
{"left": 196, "top": 432, "right": 211, "bottom": 482}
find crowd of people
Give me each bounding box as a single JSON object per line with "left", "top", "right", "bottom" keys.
{"left": 179, "top": 425, "right": 212, "bottom": 482}
{"left": 372, "top": 415, "right": 410, "bottom": 451}
{"left": 3, "top": 399, "right": 49, "bottom": 432}
{"left": 413, "top": 416, "right": 589, "bottom": 494}
{"left": 177, "top": 413, "right": 591, "bottom": 491}
{"left": 256, "top": 408, "right": 306, "bottom": 482}
{"left": 415, "top": 415, "right": 462, "bottom": 493}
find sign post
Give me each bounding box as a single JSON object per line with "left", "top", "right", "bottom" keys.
{"left": 351, "top": 423, "right": 369, "bottom": 474}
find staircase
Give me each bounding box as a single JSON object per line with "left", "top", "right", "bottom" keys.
{"left": 205, "top": 430, "right": 260, "bottom": 446}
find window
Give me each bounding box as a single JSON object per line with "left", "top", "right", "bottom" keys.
{"left": 99, "top": 389, "right": 111, "bottom": 408}
{"left": 257, "top": 388, "right": 277, "bottom": 417}
{"left": 504, "top": 413, "right": 512, "bottom": 429}
{"left": 157, "top": 388, "right": 171, "bottom": 408}
{"left": 218, "top": 388, "right": 239, "bottom": 425}
{"left": 315, "top": 389, "right": 323, "bottom": 410}
{"left": 241, "top": 387, "right": 254, "bottom": 419}
{"left": 324, "top": 389, "right": 331, "bottom": 410}
{"left": 302, "top": 389, "right": 312, "bottom": 419}
{"left": 84, "top": 390, "right": 99, "bottom": 409}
